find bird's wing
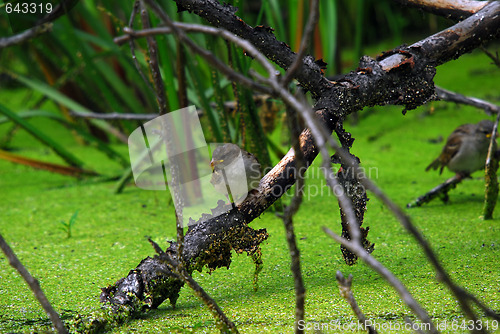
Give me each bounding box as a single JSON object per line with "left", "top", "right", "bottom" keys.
{"left": 426, "top": 124, "right": 471, "bottom": 173}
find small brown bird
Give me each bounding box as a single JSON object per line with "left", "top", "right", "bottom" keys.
{"left": 210, "top": 143, "right": 261, "bottom": 204}
{"left": 426, "top": 120, "right": 496, "bottom": 178}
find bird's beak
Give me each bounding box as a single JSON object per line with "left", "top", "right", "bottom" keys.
{"left": 210, "top": 159, "right": 223, "bottom": 169}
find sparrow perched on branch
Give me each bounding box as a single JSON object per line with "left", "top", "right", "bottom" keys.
{"left": 426, "top": 120, "right": 496, "bottom": 177}
{"left": 210, "top": 143, "right": 261, "bottom": 204}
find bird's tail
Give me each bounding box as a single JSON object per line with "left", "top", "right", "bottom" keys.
{"left": 425, "top": 158, "right": 445, "bottom": 174}
{"left": 425, "top": 159, "right": 440, "bottom": 172}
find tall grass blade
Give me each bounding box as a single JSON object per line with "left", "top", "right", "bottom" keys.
{"left": 0, "top": 103, "right": 85, "bottom": 167}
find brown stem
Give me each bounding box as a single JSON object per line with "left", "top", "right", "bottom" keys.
{"left": 0, "top": 234, "right": 68, "bottom": 334}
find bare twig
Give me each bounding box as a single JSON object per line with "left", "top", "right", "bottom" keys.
{"left": 480, "top": 46, "right": 500, "bottom": 68}
{"left": 324, "top": 228, "right": 438, "bottom": 333}
{"left": 0, "top": 23, "right": 52, "bottom": 49}
{"left": 336, "top": 271, "right": 378, "bottom": 334}
{"left": 0, "top": 0, "right": 80, "bottom": 49}
{"left": 0, "top": 234, "right": 68, "bottom": 334}
{"left": 282, "top": 98, "right": 307, "bottom": 333}
{"left": 69, "top": 110, "right": 157, "bottom": 120}
{"left": 281, "top": 0, "right": 320, "bottom": 86}
{"left": 139, "top": 0, "right": 169, "bottom": 115}
{"left": 141, "top": 1, "right": 273, "bottom": 95}
{"left": 359, "top": 176, "right": 491, "bottom": 331}
{"left": 435, "top": 86, "right": 500, "bottom": 116}
{"left": 116, "top": 24, "right": 232, "bottom": 45}
{"left": 127, "top": 1, "right": 155, "bottom": 95}
{"left": 148, "top": 239, "right": 239, "bottom": 333}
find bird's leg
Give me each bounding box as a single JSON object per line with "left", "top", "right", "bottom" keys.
{"left": 455, "top": 172, "right": 470, "bottom": 181}
{"left": 439, "top": 190, "right": 449, "bottom": 204}
{"left": 220, "top": 169, "right": 236, "bottom": 210}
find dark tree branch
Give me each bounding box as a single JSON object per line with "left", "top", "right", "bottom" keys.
{"left": 143, "top": 0, "right": 274, "bottom": 95}
{"left": 404, "top": 2, "right": 500, "bottom": 66}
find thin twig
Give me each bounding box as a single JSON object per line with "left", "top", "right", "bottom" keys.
{"left": 116, "top": 24, "right": 227, "bottom": 45}
{"left": 70, "top": 110, "right": 156, "bottom": 120}
{"left": 139, "top": 0, "right": 169, "bottom": 115}
{"left": 127, "top": 1, "right": 155, "bottom": 95}
{"left": 324, "top": 228, "right": 438, "bottom": 333}
{"left": 120, "top": 6, "right": 273, "bottom": 94}
{"left": 69, "top": 110, "right": 204, "bottom": 120}
{"left": 336, "top": 271, "right": 378, "bottom": 334}
{"left": 0, "top": 234, "right": 68, "bottom": 334}
{"left": 148, "top": 239, "right": 239, "bottom": 333}
{"left": 281, "top": 0, "right": 320, "bottom": 86}
{"left": 435, "top": 86, "right": 500, "bottom": 115}
{"left": 480, "top": 46, "right": 500, "bottom": 68}
{"left": 0, "top": 23, "right": 52, "bottom": 49}
{"left": 282, "top": 98, "right": 307, "bottom": 334}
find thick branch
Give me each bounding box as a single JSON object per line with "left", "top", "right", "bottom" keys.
{"left": 172, "top": 0, "right": 331, "bottom": 98}
{"left": 392, "top": 0, "right": 488, "bottom": 20}
{"left": 408, "top": 2, "right": 500, "bottom": 66}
